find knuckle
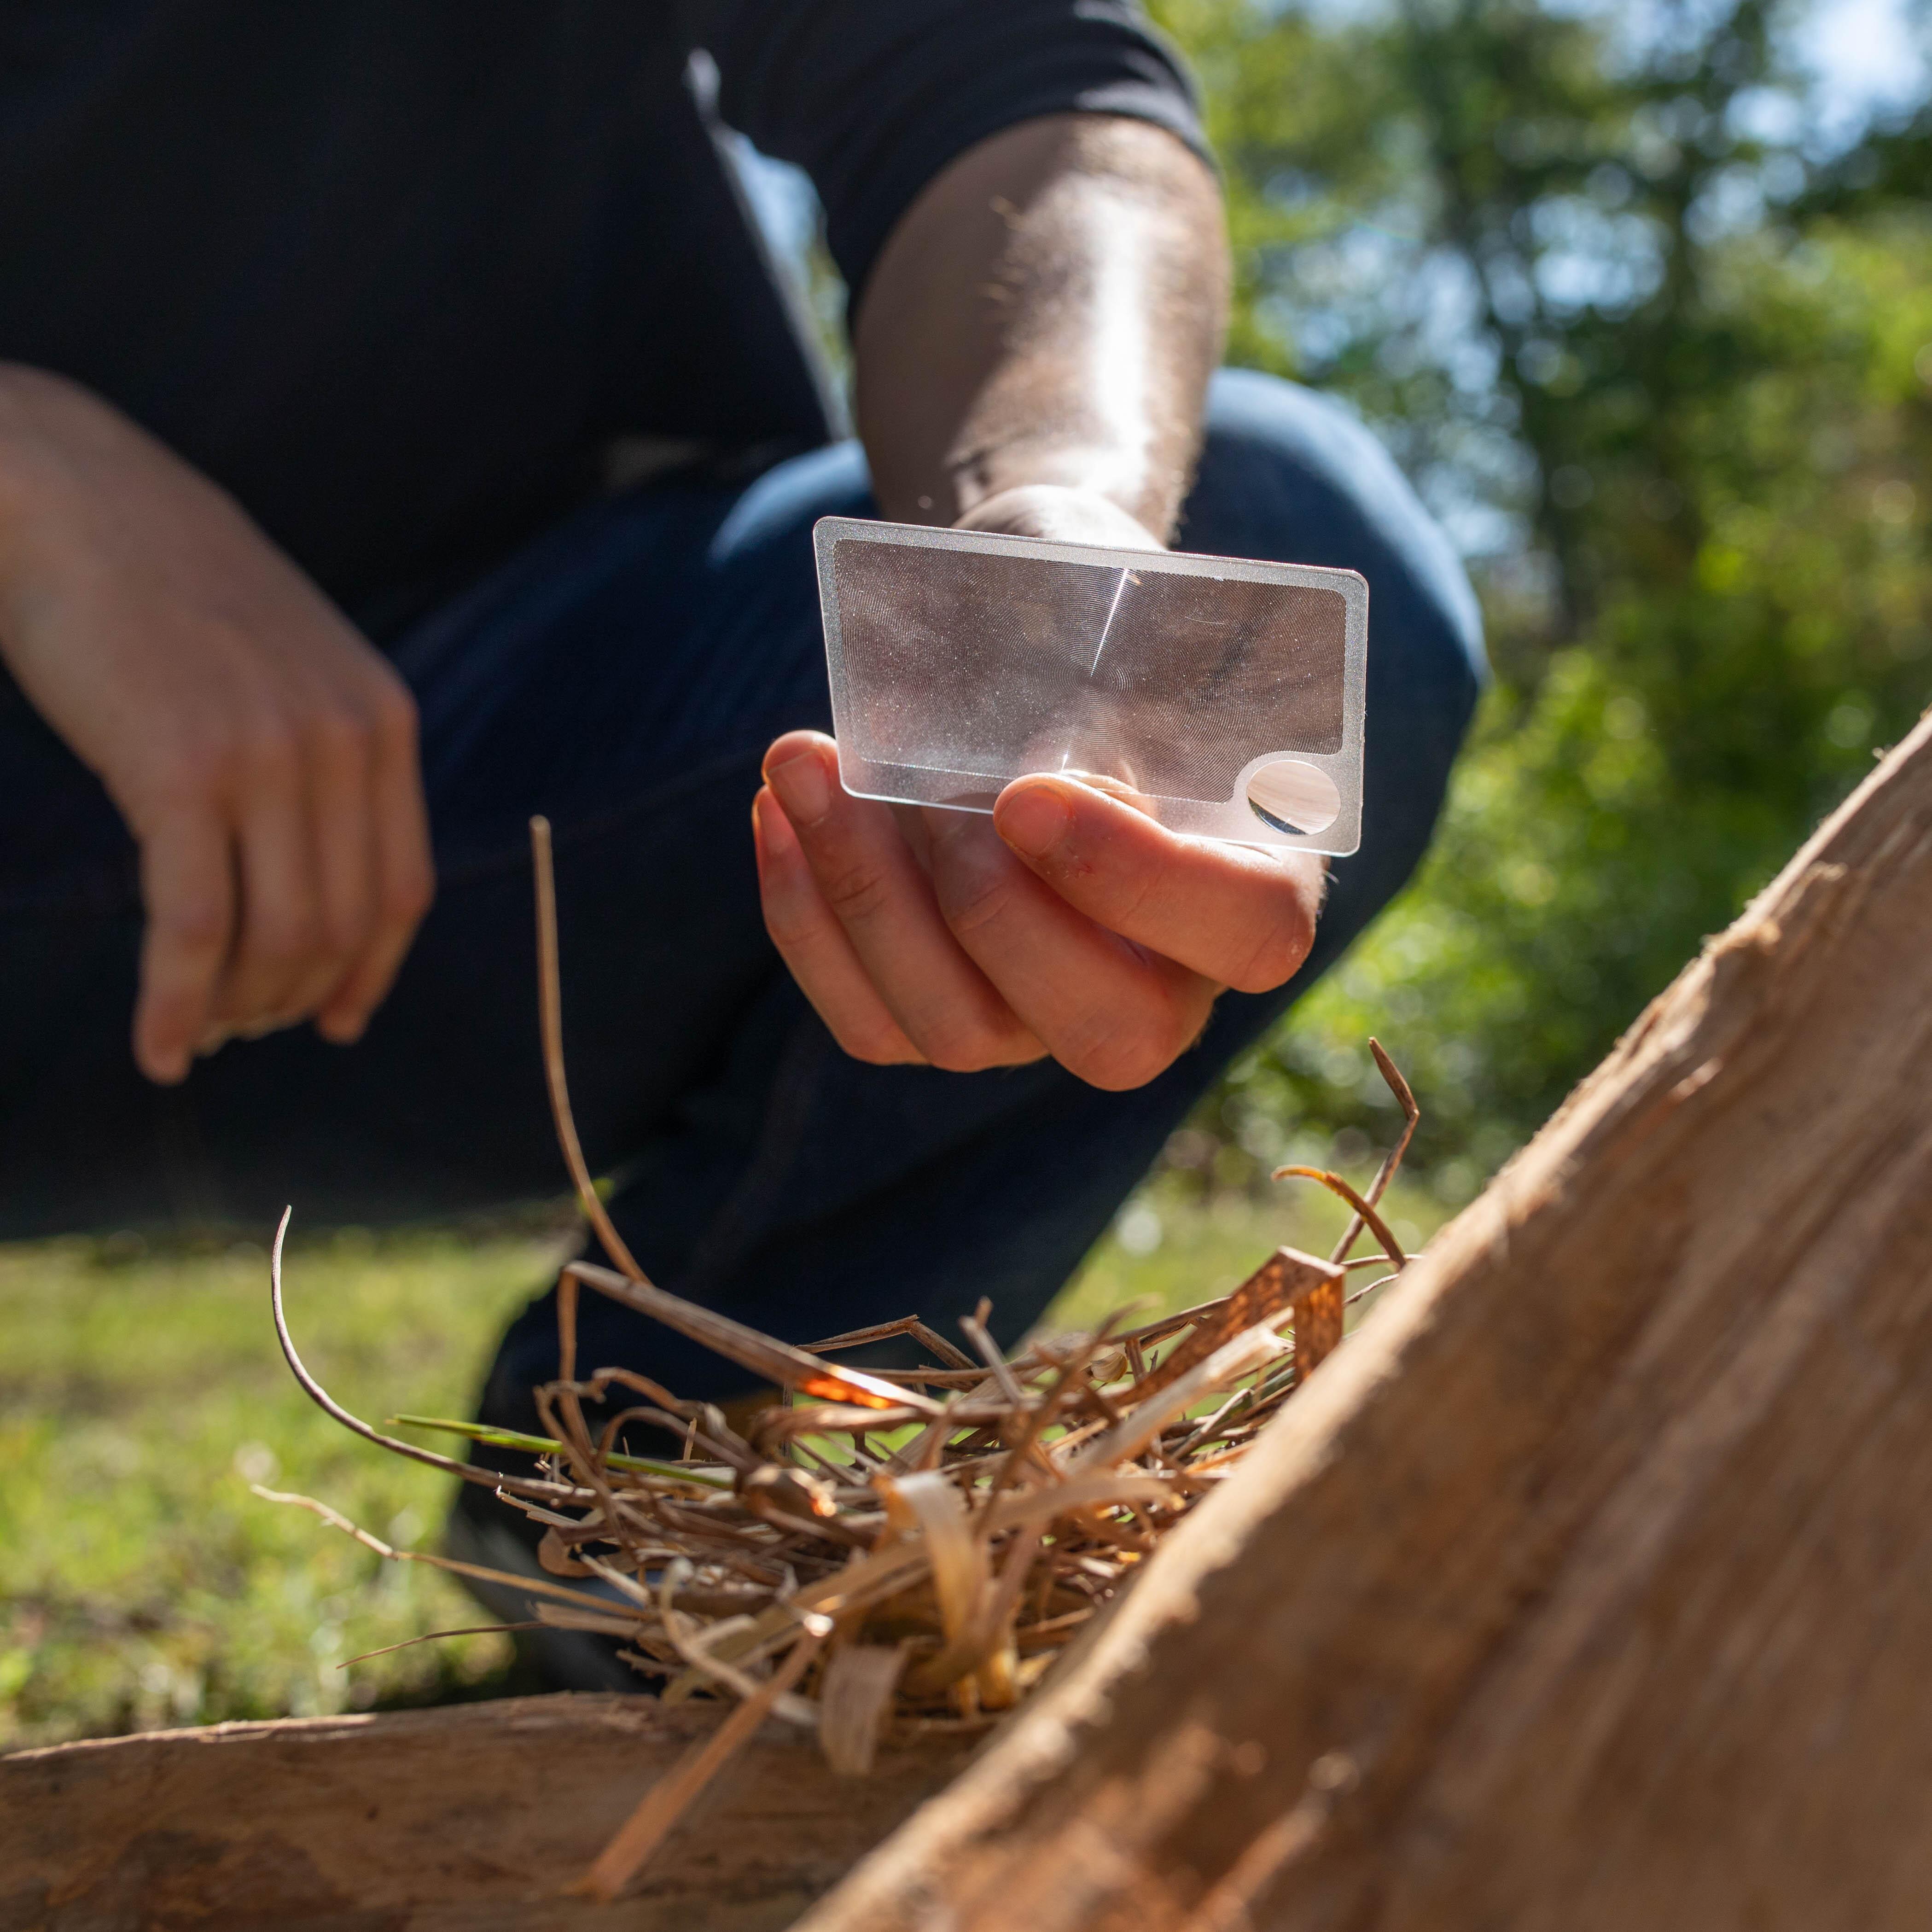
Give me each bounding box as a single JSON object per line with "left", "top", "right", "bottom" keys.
{"left": 758, "top": 880, "right": 819, "bottom": 953}
{"left": 922, "top": 1011, "right": 1033, "bottom": 1073}
{"left": 142, "top": 750, "right": 209, "bottom": 812}
{"left": 153, "top": 892, "right": 227, "bottom": 954}
{"left": 242, "top": 716, "right": 301, "bottom": 782}
{"left": 924, "top": 1043, "right": 989, "bottom": 1075}
{"left": 318, "top": 898, "right": 368, "bottom": 959}
{"left": 937, "top": 872, "right": 1013, "bottom": 942}
{"left": 252, "top": 906, "right": 320, "bottom": 968}
{"left": 923, "top": 1030, "right": 1003, "bottom": 1074}
{"left": 306, "top": 701, "right": 375, "bottom": 769}
{"left": 370, "top": 677, "right": 420, "bottom": 747}
{"left": 142, "top": 731, "right": 235, "bottom": 811}
{"left": 1099, "top": 866, "right": 1157, "bottom": 932}
{"left": 837, "top": 1020, "right": 917, "bottom": 1066}
{"left": 1065, "top": 1013, "right": 1176, "bottom": 1092}
{"left": 818, "top": 858, "right": 896, "bottom": 927}
{"left": 1227, "top": 908, "right": 1315, "bottom": 994}
{"left": 380, "top": 855, "right": 435, "bottom": 927}
{"left": 1083, "top": 1045, "right": 1162, "bottom": 1092}
{"left": 760, "top": 897, "right": 811, "bottom": 951}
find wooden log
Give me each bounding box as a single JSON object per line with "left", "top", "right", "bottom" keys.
{"left": 801, "top": 711, "right": 1932, "bottom": 1932}
{"left": 0, "top": 1693, "right": 974, "bottom": 1931}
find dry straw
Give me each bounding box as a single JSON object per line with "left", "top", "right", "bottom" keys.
{"left": 259, "top": 817, "right": 1419, "bottom": 1901}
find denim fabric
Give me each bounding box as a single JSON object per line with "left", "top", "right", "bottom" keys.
{"left": 0, "top": 369, "right": 1483, "bottom": 1408}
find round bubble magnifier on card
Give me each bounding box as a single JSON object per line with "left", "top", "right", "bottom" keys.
{"left": 813, "top": 518, "right": 1367, "bottom": 856}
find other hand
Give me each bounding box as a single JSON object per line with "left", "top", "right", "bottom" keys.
{"left": 0, "top": 367, "right": 434, "bottom": 1083}
{"left": 751, "top": 486, "right": 1324, "bottom": 1090}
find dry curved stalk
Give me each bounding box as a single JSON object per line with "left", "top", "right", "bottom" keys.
{"left": 269, "top": 1210, "right": 571, "bottom": 1507}
{"left": 1270, "top": 1166, "right": 1408, "bottom": 1270}
{"left": 530, "top": 815, "right": 650, "bottom": 1286}
{"left": 1324, "top": 1035, "right": 1420, "bottom": 1264}
{"left": 251, "top": 1485, "right": 642, "bottom": 1618}
{"left": 805, "top": 1314, "right": 978, "bottom": 1373}
{"left": 570, "top": 1624, "right": 828, "bottom": 1903}
{"left": 565, "top": 1257, "right": 936, "bottom": 1416}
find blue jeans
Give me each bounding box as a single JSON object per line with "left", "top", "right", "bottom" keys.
{"left": 0, "top": 370, "right": 1482, "bottom": 1408}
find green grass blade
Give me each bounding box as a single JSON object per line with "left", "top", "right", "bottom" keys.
{"left": 387, "top": 1414, "right": 733, "bottom": 1489}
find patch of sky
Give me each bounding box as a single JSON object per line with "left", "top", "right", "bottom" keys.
{"left": 1689, "top": 162, "right": 1775, "bottom": 243}
{"left": 1725, "top": 82, "right": 1808, "bottom": 147}
{"left": 1791, "top": 0, "right": 1929, "bottom": 151}
{"left": 1270, "top": 0, "right": 1924, "bottom": 154}
{"left": 1528, "top": 202, "right": 1666, "bottom": 314}
{"left": 720, "top": 133, "right": 851, "bottom": 417}
{"left": 726, "top": 136, "right": 821, "bottom": 273}
{"left": 1556, "top": 0, "right": 1924, "bottom": 153}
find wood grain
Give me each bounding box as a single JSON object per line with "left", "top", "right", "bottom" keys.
{"left": 0, "top": 1693, "right": 973, "bottom": 1932}
{"left": 799, "top": 711, "right": 1932, "bottom": 1932}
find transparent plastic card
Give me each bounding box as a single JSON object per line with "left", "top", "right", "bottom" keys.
{"left": 814, "top": 518, "right": 1367, "bottom": 855}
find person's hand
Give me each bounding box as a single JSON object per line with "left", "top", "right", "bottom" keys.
{"left": 751, "top": 485, "right": 1325, "bottom": 1089}
{"left": 0, "top": 366, "right": 434, "bottom": 1083}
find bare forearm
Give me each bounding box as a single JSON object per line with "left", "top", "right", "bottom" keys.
{"left": 0, "top": 363, "right": 112, "bottom": 596}
{"left": 852, "top": 114, "right": 1229, "bottom": 542}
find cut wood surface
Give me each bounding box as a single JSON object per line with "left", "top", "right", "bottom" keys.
{"left": 801, "top": 710, "right": 1932, "bottom": 1932}
{"left": 0, "top": 1693, "right": 973, "bottom": 1932}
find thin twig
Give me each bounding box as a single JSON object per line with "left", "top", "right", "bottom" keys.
{"left": 339, "top": 1623, "right": 542, "bottom": 1668}
{"left": 802, "top": 1314, "right": 977, "bottom": 1372}
{"left": 1272, "top": 1168, "right": 1408, "bottom": 1269}
{"left": 1323, "top": 1036, "right": 1420, "bottom": 1263}
{"left": 530, "top": 815, "right": 650, "bottom": 1284}
{"left": 269, "top": 1210, "right": 561, "bottom": 1503}
{"left": 570, "top": 1627, "right": 827, "bottom": 1902}
{"left": 959, "top": 1299, "right": 1027, "bottom": 1407}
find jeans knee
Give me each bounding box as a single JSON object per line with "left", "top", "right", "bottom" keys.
{"left": 708, "top": 440, "right": 873, "bottom": 570}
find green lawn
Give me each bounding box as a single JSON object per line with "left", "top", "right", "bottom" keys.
{"left": 0, "top": 1175, "right": 1441, "bottom": 1752}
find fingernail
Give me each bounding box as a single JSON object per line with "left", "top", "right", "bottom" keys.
{"left": 996, "top": 783, "right": 1073, "bottom": 859}
{"left": 765, "top": 747, "right": 832, "bottom": 824}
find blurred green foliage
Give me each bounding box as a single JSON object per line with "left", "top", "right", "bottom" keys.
{"left": 0, "top": 1228, "right": 553, "bottom": 1750}
{"left": 1152, "top": 0, "right": 1932, "bottom": 1202}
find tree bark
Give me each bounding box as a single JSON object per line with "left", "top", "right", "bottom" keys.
{"left": 799, "top": 707, "right": 1932, "bottom": 1932}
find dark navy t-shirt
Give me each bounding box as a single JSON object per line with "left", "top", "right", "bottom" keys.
{"left": 0, "top": 2, "right": 1203, "bottom": 610}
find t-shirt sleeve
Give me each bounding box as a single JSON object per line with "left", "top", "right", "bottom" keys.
{"left": 681, "top": 0, "right": 1208, "bottom": 306}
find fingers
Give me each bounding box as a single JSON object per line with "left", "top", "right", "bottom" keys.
{"left": 753, "top": 786, "right": 926, "bottom": 1065}
{"left": 138, "top": 668, "right": 434, "bottom": 1078}
{"left": 752, "top": 734, "right": 1320, "bottom": 1094}
{"left": 301, "top": 706, "right": 378, "bottom": 1021}
{"left": 316, "top": 685, "right": 434, "bottom": 1043}
{"left": 133, "top": 806, "right": 234, "bottom": 1084}
{"left": 756, "top": 732, "right": 1211, "bottom": 1090}
{"left": 761, "top": 733, "right": 1040, "bottom": 1071}
{"left": 923, "top": 808, "right": 1220, "bottom": 1090}
{"left": 211, "top": 729, "right": 324, "bottom": 1039}
{"left": 991, "top": 776, "right": 1324, "bottom": 994}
